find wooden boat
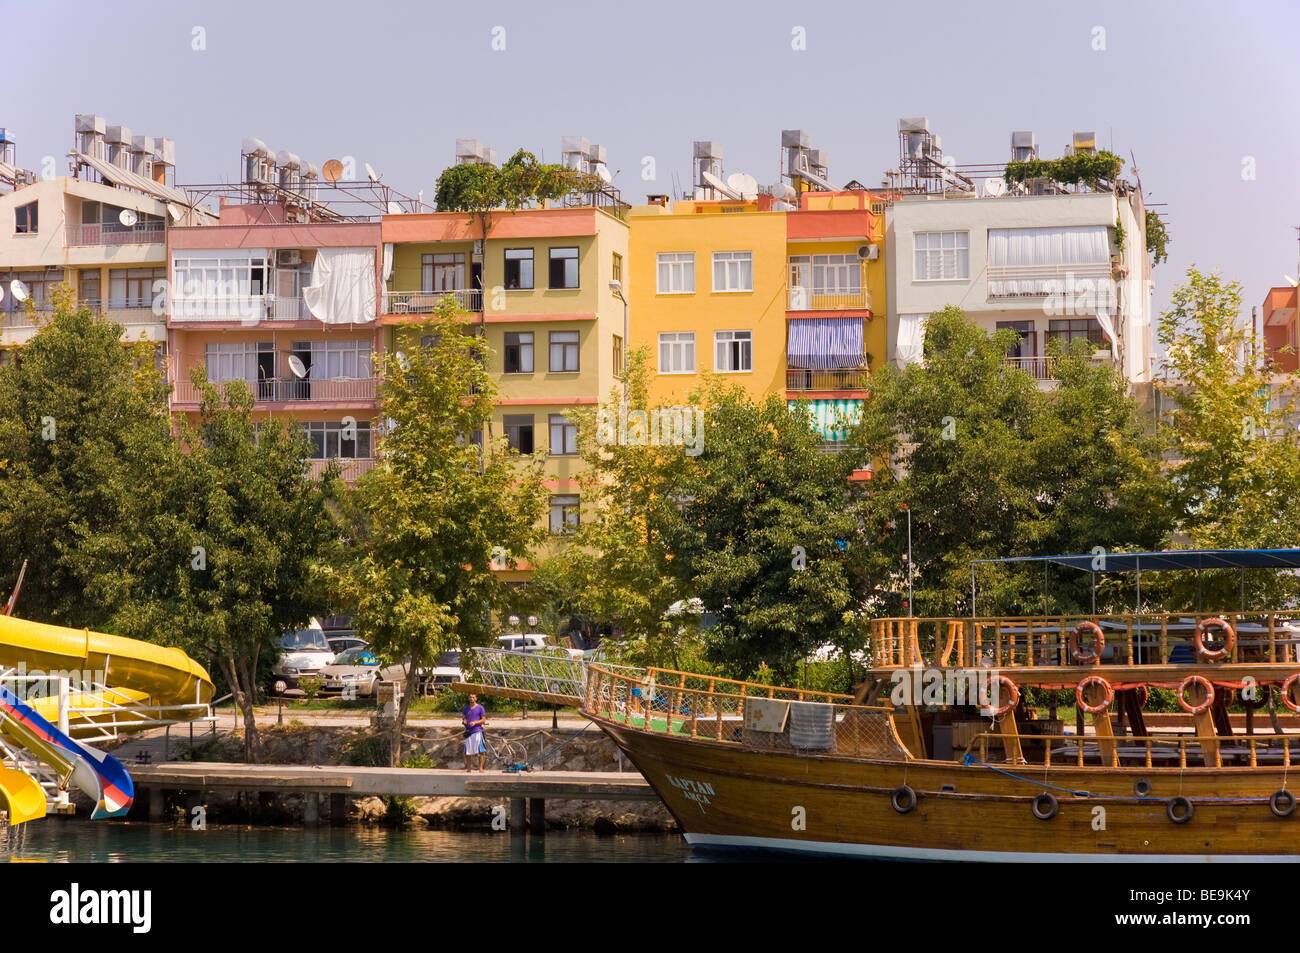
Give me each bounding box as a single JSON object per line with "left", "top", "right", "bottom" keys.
{"left": 580, "top": 550, "right": 1300, "bottom": 861}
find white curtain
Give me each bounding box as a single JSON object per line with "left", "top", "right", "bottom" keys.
{"left": 1095, "top": 309, "right": 1118, "bottom": 358}
{"left": 303, "top": 247, "right": 376, "bottom": 324}
{"left": 896, "top": 313, "right": 928, "bottom": 367}
{"left": 987, "top": 226, "right": 1109, "bottom": 296}
{"left": 382, "top": 243, "right": 394, "bottom": 283}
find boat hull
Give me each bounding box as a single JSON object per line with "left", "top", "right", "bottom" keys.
{"left": 596, "top": 719, "right": 1300, "bottom": 861}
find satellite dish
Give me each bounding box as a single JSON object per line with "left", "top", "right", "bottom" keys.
{"left": 118, "top": 208, "right": 138, "bottom": 227}
{"left": 984, "top": 177, "right": 1007, "bottom": 197}
{"left": 322, "top": 159, "right": 344, "bottom": 183}
{"left": 387, "top": 201, "right": 402, "bottom": 215}
{"left": 288, "top": 354, "right": 308, "bottom": 379}
{"left": 365, "top": 163, "right": 380, "bottom": 183}
{"left": 394, "top": 351, "right": 410, "bottom": 371}
{"left": 596, "top": 165, "right": 612, "bottom": 185}
{"left": 727, "top": 172, "right": 758, "bottom": 197}
{"left": 9, "top": 280, "right": 29, "bottom": 303}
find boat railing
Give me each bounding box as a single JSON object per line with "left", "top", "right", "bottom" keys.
{"left": 584, "top": 665, "right": 912, "bottom": 760}
{"left": 464, "top": 648, "right": 644, "bottom": 701}
{"left": 869, "top": 613, "right": 1300, "bottom": 669}
{"left": 964, "top": 729, "right": 1300, "bottom": 770}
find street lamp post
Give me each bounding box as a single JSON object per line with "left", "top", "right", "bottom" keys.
{"left": 608, "top": 279, "right": 628, "bottom": 399}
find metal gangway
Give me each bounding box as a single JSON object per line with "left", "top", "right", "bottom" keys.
{"left": 459, "top": 648, "right": 644, "bottom": 705}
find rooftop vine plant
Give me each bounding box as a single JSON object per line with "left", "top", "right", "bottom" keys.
{"left": 1003, "top": 150, "right": 1124, "bottom": 189}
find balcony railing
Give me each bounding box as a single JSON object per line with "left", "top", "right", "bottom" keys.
{"left": 169, "top": 295, "right": 268, "bottom": 323}
{"left": 171, "top": 377, "right": 377, "bottom": 405}
{"left": 786, "top": 367, "right": 870, "bottom": 391}
{"left": 270, "top": 296, "right": 310, "bottom": 319}
{"left": 383, "top": 289, "right": 482, "bottom": 314}
{"left": 986, "top": 261, "right": 1112, "bottom": 298}
{"left": 65, "top": 222, "right": 165, "bottom": 246}
{"left": 1005, "top": 355, "right": 1058, "bottom": 381}
{"left": 306, "top": 458, "right": 375, "bottom": 481}
{"left": 787, "top": 288, "right": 871, "bottom": 311}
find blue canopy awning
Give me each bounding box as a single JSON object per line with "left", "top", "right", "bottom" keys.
{"left": 973, "top": 549, "right": 1300, "bottom": 574}
{"left": 787, "top": 317, "right": 864, "bottom": 370}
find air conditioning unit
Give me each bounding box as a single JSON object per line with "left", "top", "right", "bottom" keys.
{"left": 858, "top": 244, "right": 880, "bottom": 261}
{"left": 277, "top": 249, "right": 302, "bottom": 267}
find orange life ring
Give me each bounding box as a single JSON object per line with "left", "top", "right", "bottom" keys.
{"left": 1069, "top": 621, "right": 1105, "bottom": 665}
{"left": 980, "top": 674, "right": 1019, "bottom": 718}
{"left": 1194, "top": 617, "right": 1235, "bottom": 662}
{"left": 1075, "top": 675, "right": 1114, "bottom": 714}
{"left": 1282, "top": 675, "right": 1300, "bottom": 713}
{"left": 1177, "top": 675, "right": 1215, "bottom": 715}
{"left": 1134, "top": 684, "right": 1149, "bottom": 710}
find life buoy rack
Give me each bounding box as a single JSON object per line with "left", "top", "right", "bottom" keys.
{"left": 1075, "top": 675, "right": 1114, "bottom": 715}
{"left": 1069, "top": 621, "right": 1105, "bottom": 665}
{"left": 891, "top": 785, "right": 917, "bottom": 814}
{"left": 980, "top": 674, "right": 1019, "bottom": 718}
{"left": 1281, "top": 674, "right": 1300, "bottom": 714}
{"left": 1177, "top": 674, "right": 1215, "bottom": 715}
{"left": 1194, "top": 617, "right": 1235, "bottom": 662}
{"left": 1031, "top": 792, "right": 1058, "bottom": 821}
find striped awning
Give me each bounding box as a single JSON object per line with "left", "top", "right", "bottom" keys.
{"left": 787, "top": 317, "right": 864, "bottom": 370}
{"left": 789, "top": 398, "right": 863, "bottom": 442}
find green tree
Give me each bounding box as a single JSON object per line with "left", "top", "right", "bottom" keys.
{"left": 112, "top": 373, "right": 335, "bottom": 761}
{"left": 847, "top": 306, "right": 1169, "bottom": 616}
{"left": 664, "top": 381, "right": 868, "bottom": 682}
{"left": 530, "top": 349, "right": 698, "bottom": 668}
{"left": 0, "top": 287, "right": 174, "bottom": 625}
{"left": 1156, "top": 266, "right": 1300, "bottom": 606}
{"left": 323, "top": 301, "right": 546, "bottom": 763}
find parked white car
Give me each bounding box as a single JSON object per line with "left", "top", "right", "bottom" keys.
{"left": 270, "top": 627, "right": 337, "bottom": 695}
{"left": 319, "top": 647, "right": 409, "bottom": 698}
{"left": 497, "top": 633, "right": 583, "bottom": 658}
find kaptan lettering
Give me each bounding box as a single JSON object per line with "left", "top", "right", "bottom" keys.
{"left": 49, "top": 883, "right": 151, "bottom": 934}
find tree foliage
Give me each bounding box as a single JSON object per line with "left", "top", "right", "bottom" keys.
{"left": 1145, "top": 209, "right": 1170, "bottom": 265}
{"left": 1003, "top": 151, "right": 1123, "bottom": 189}
{"left": 322, "top": 300, "right": 546, "bottom": 763}
{"left": 0, "top": 287, "right": 174, "bottom": 625}
{"left": 847, "top": 306, "right": 1170, "bottom": 616}
{"left": 433, "top": 149, "right": 601, "bottom": 218}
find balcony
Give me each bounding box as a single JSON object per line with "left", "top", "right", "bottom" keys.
{"left": 1005, "top": 355, "right": 1057, "bottom": 381}
{"left": 65, "top": 222, "right": 166, "bottom": 246}
{"left": 986, "top": 261, "right": 1111, "bottom": 299}
{"left": 787, "top": 288, "right": 871, "bottom": 312}
{"left": 169, "top": 295, "right": 268, "bottom": 324}
{"left": 306, "top": 458, "right": 375, "bottom": 481}
{"left": 383, "top": 289, "right": 482, "bottom": 315}
{"left": 171, "top": 377, "right": 377, "bottom": 405}
{"left": 786, "top": 367, "right": 871, "bottom": 392}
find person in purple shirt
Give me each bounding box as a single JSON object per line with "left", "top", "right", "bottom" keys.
{"left": 462, "top": 693, "right": 487, "bottom": 772}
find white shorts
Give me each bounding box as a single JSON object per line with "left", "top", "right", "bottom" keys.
{"left": 465, "top": 733, "right": 484, "bottom": 756}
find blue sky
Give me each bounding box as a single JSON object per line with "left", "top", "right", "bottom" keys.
{"left": 7, "top": 0, "right": 1299, "bottom": 314}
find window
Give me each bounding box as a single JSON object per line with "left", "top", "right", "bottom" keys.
{"left": 504, "top": 249, "right": 533, "bottom": 290}
{"left": 658, "top": 332, "right": 696, "bottom": 374}
{"left": 549, "top": 330, "right": 579, "bottom": 372}
{"left": 503, "top": 414, "right": 535, "bottom": 454}
{"left": 422, "top": 253, "right": 464, "bottom": 292}
{"left": 14, "top": 202, "right": 37, "bottom": 234}
{"left": 206, "top": 341, "right": 272, "bottom": 383}
{"left": 79, "top": 269, "right": 101, "bottom": 308}
{"left": 612, "top": 252, "right": 622, "bottom": 285}
{"left": 657, "top": 252, "right": 695, "bottom": 294}
{"left": 913, "top": 231, "right": 970, "bottom": 281}
{"left": 712, "top": 251, "right": 753, "bottom": 292}
{"left": 1, "top": 270, "right": 61, "bottom": 312}
{"left": 548, "top": 246, "right": 579, "bottom": 289}
{"left": 1049, "top": 318, "right": 1103, "bottom": 347}
{"left": 301, "top": 420, "right": 372, "bottom": 459}
{"left": 715, "top": 330, "right": 752, "bottom": 372}
{"left": 549, "top": 495, "right": 580, "bottom": 535}
{"left": 788, "top": 255, "right": 862, "bottom": 294}
{"left": 294, "top": 340, "right": 373, "bottom": 379}
{"left": 549, "top": 414, "right": 578, "bottom": 455}
{"left": 173, "top": 254, "right": 268, "bottom": 299}
{"left": 613, "top": 334, "right": 624, "bottom": 379}
{"left": 109, "top": 267, "right": 166, "bottom": 308}
{"left": 504, "top": 331, "right": 534, "bottom": 373}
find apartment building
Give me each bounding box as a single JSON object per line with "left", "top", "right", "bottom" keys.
{"left": 381, "top": 138, "right": 630, "bottom": 581}
{"left": 0, "top": 116, "right": 213, "bottom": 357}
{"left": 884, "top": 122, "right": 1155, "bottom": 393}
{"left": 166, "top": 139, "right": 397, "bottom": 482}
{"left": 1261, "top": 285, "right": 1298, "bottom": 374}
{"left": 628, "top": 132, "right": 885, "bottom": 445}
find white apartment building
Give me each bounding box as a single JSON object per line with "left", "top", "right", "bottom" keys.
{"left": 885, "top": 176, "right": 1155, "bottom": 390}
